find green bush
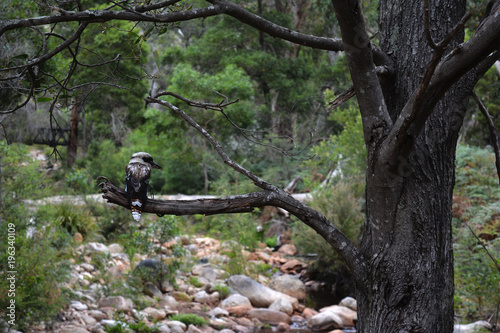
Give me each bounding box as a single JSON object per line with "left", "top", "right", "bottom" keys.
{"left": 291, "top": 181, "right": 364, "bottom": 270}
{"left": 0, "top": 142, "right": 72, "bottom": 331}
{"left": 36, "top": 203, "right": 100, "bottom": 241}
{"left": 169, "top": 313, "right": 208, "bottom": 327}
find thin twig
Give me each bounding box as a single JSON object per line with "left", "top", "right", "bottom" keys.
{"left": 328, "top": 87, "right": 355, "bottom": 112}
{"left": 464, "top": 220, "right": 500, "bottom": 272}
{"left": 146, "top": 95, "right": 279, "bottom": 192}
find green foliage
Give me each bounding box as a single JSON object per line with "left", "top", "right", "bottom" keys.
{"left": 212, "top": 284, "right": 230, "bottom": 299}
{"left": 105, "top": 313, "right": 161, "bottom": 333}
{"left": 193, "top": 213, "right": 263, "bottom": 250}
{"left": 169, "top": 313, "right": 208, "bottom": 327}
{"left": 189, "top": 276, "right": 204, "bottom": 288}
{"left": 220, "top": 241, "right": 248, "bottom": 276}
{"left": 36, "top": 203, "right": 100, "bottom": 240}
{"left": 65, "top": 168, "right": 93, "bottom": 194}
{"left": 292, "top": 181, "right": 364, "bottom": 270}
{"left": 0, "top": 142, "right": 72, "bottom": 331}
{"left": 265, "top": 236, "right": 278, "bottom": 248}
{"left": 71, "top": 12, "right": 150, "bottom": 144}
{"left": 453, "top": 144, "right": 500, "bottom": 321}
{"left": 304, "top": 94, "right": 366, "bottom": 188}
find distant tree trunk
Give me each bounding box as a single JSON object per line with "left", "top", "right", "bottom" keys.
{"left": 67, "top": 98, "right": 78, "bottom": 167}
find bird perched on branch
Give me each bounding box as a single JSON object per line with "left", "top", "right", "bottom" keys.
{"left": 125, "top": 152, "right": 162, "bottom": 221}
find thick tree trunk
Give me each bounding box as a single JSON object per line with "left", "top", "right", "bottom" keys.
{"left": 353, "top": 1, "right": 468, "bottom": 332}
{"left": 358, "top": 123, "right": 460, "bottom": 332}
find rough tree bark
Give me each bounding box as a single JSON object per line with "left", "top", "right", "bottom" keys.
{"left": 2, "top": 0, "right": 500, "bottom": 332}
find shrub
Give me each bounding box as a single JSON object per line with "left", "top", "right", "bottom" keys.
{"left": 291, "top": 181, "right": 364, "bottom": 270}
{"left": 169, "top": 313, "right": 208, "bottom": 327}
{"left": 0, "top": 142, "right": 72, "bottom": 331}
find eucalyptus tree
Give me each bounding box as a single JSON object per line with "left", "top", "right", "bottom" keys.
{"left": 2, "top": 0, "right": 500, "bottom": 332}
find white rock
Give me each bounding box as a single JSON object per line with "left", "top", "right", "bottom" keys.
{"left": 85, "top": 242, "right": 110, "bottom": 255}
{"left": 307, "top": 310, "right": 343, "bottom": 330}
{"left": 228, "top": 275, "right": 299, "bottom": 309}
{"left": 454, "top": 321, "right": 492, "bottom": 333}
{"left": 70, "top": 300, "right": 88, "bottom": 311}
{"left": 108, "top": 243, "right": 124, "bottom": 254}
{"left": 338, "top": 296, "right": 357, "bottom": 311}
{"left": 220, "top": 294, "right": 253, "bottom": 310}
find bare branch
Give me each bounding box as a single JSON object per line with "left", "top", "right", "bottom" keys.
{"left": 155, "top": 91, "right": 239, "bottom": 111}
{"left": 142, "top": 94, "right": 367, "bottom": 282}
{"left": 98, "top": 175, "right": 368, "bottom": 282}
{"left": 464, "top": 220, "right": 500, "bottom": 272}
{"left": 331, "top": 0, "right": 392, "bottom": 147}
{"left": 378, "top": 5, "right": 500, "bottom": 175}
{"left": 1, "top": 22, "right": 89, "bottom": 72}
{"left": 147, "top": 95, "right": 277, "bottom": 191}
{"left": 472, "top": 91, "right": 500, "bottom": 184}
{"left": 327, "top": 87, "right": 355, "bottom": 112}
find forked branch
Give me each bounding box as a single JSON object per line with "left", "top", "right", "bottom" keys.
{"left": 99, "top": 93, "right": 368, "bottom": 283}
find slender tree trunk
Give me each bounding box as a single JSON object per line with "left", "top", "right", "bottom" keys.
{"left": 67, "top": 98, "right": 79, "bottom": 167}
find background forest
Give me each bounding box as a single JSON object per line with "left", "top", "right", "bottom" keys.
{"left": 0, "top": 0, "right": 499, "bottom": 330}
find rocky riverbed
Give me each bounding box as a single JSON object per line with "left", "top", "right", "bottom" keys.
{"left": 8, "top": 236, "right": 359, "bottom": 333}
{"left": 2, "top": 234, "right": 492, "bottom": 333}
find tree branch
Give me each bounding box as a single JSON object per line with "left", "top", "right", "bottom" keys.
{"left": 98, "top": 175, "right": 368, "bottom": 284}
{"left": 378, "top": 4, "right": 500, "bottom": 175}
{"left": 331, "top": 0, "right": 392, "bottom": 149}
{"left": 472, "top": 91, "right": 500, "bottom": 184}
{"left": 140, "top": 93, "right": 368, "bottom": 285}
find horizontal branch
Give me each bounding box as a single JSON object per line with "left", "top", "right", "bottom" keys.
{"left": 98, "top": 176, "right": 368, "bottom": 284}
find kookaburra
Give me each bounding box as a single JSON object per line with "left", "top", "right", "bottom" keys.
{"left": 125, "top": 152, "right": 162, "bottom": 221}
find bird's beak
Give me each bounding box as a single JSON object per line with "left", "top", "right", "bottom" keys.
{"left": 151, "top": 161, "right": 162, "bottom": 169}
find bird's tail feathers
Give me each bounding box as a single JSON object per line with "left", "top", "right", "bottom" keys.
{"left": 131, "top": 199, "right": 143, "bottom": 221}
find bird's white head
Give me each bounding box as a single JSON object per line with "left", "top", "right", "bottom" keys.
{"left": 129, "top": 152, "right": 162, "bottom": 169}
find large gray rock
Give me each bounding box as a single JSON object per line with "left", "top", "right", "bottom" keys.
{"left": 227, "top": 275, "right": 299, "bottom": 309}
{"left": 268, "top": 275, "right": 306, "bottom": 301}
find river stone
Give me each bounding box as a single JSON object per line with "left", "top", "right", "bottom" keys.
{"left": 98, "top": 296, "right": 130, "bottom": 312}
{"left": 160, "top": 295, "right": 179, "bottom": 309}
{"left": 268, "top": 275, "right": 306, "bottom": 301}
{"left": 277, "top": 244, "right": 297, "bottom": 256}
{"left": 108, "top": 243, "right": 124, "bottom": 254}
{"left": 307, "top": 310, "right": 343, "bottom": 330}
{"left": 144, "top": 281, "right": 163, "bottom": 298}
{"left": 194, "top": 290, "right": 211, "bottom": 303}
{"left": 248, "top": 309, "right": 291, "bottom": 326}
{"left": 319, "top": 305, "right": 356, "bottom": 327}
{"left": 268, "top": 298, "right": 293, "bottom": 315}
{"left": 338, "top": 296, "right": 357, "bottom": 311}
{"left": 220, "top": 294, "right": 253, "bottom": 310}
{"left": 85, "top": 242, "right": 110, "bottom": 255}
{"left": 227, "top": 275, "right": 299, "bottom": 309}
{"left": 59, "top": 325, "right": 89, "bottom": 333}
{"left": 141, "top": 307, "right": 167, "bottom": 320}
